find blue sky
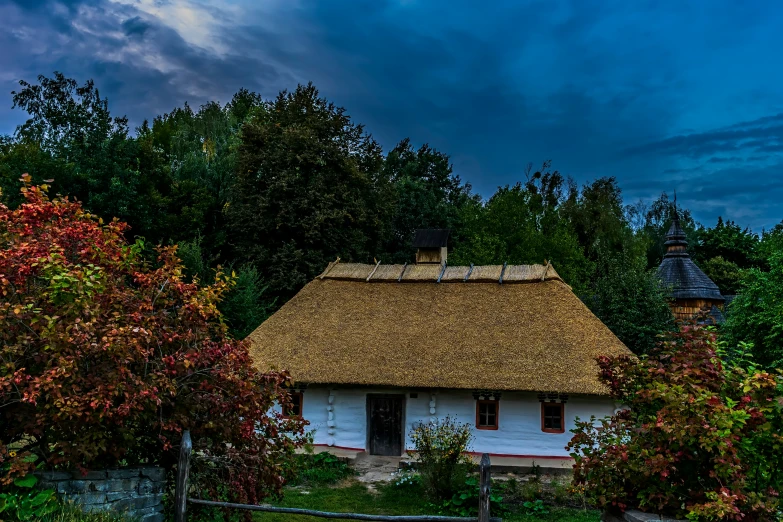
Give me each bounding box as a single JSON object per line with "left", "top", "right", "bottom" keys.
{"left": 1, "top": 0, "right": 782, "bottom": 230}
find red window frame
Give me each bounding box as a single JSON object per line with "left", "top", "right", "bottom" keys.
{"left": 284, "top": 391, "right": 303, "bottom": 418}
{"left": 475, "top": 400, "right": 499, "bottom": 430}
{"left": 541, "top": 402, "right": 565, "bottom": 433}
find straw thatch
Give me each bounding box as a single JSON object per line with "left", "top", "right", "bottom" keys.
{"left": 400, "top": 263, "right": 442, "bottom": 281}
{"left": 248, "top": 262, "right": 630, "bottom": 395}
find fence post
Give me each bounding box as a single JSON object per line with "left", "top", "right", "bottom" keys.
{"left": 478, "top": 453, "right": 491, "bottom": 522}
{"left": 174, "top": 430, "right": 192, "bottom": 522}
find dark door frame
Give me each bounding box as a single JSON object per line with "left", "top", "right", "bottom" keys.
{"left": 366, "top": 394, "right": 406, "bottom": 456}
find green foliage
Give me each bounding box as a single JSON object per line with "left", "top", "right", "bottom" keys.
{"left": 289, "top": 452, "right": 354, "bottom": 486}
{"left": 38, "top": 501, "right": 128, "bottom": 522}
{"left": 179, "top": 236, "right": 274, "bottom": 338}
{"left": 0, "top": 472, "right": 58, "bottom": 520}
{"left": 700, "top": 255, "right": 745, "bottom": 295}
{"left": 391, "top": 468, "right": 422, "bottom": 489}
{"left": 226, "top": 83, "right": 385, "bottom": 301}
{"left": 377, "top": 138, "right": 478, "bottom": 263}
{"left": 585, "top": 253, "right": 674, "bottom": 354}
{"left": 690, "top": 216, "right": 759, "bottom": 269}
{"left": 635, "top": 192, "right": 701, "bottom": 269}
{"left": 437, "top": 475, "right": 506, "bottom": 517}
{"left": 408, "top": 416, "right": 473, "bottom": 501}
{"left": 0, "top": 181, "right": 306, "bottom": 505}
{"left": 724, "top": 249, "right": 783, "bottom": 368}
{"left": 568, "top": 324, "right": 783, "bottom": 520}
{"left": 522, "top": 500, "right": 549, "bottom": 516}
{"left": 450, "top": 163, "right": 594, "bottom": 295}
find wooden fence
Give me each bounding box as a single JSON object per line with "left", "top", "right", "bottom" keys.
{"left": 174, "top": 430, "right": 501, "bottom": 522}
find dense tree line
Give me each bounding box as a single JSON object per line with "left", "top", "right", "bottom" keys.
{"left": 1, "top": 73, "right": 781, "bottom": 362}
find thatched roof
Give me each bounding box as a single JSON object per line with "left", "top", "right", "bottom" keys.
{"left": 248, "top": 262, "right": 631, "bottom": 396}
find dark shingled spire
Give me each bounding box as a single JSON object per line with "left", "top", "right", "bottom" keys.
{"left": 657, "top": 204, "right": 724, "bottom": 301}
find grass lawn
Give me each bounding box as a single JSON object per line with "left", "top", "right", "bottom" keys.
{"left": 252, "top": 481, "right": 600, "bottom": 522}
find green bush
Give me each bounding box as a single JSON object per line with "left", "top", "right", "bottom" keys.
{"left": 408, "top": 416, "right": 473, "bottom": 501}
{"left": 290, "top": 452, "right": 354, "bottom": 486}
{"left": 0, "top": 473, "right": 58, "bottom": 520}
{"left": 568, "top": 324, "right": 783, "bottom": 520}
{"left": 437, "top": 475, "right": 505, "bottom": 518}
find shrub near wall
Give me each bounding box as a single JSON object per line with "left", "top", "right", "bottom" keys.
{"left": 0, "top": 178, "right": 307, "bottom": 508}
{"left": 568, "top": 324, "right": 783, "bottom": 521}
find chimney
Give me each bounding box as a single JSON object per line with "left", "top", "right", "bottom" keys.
{"left": 412, "top": 229, "right": 450, "bottom": 265}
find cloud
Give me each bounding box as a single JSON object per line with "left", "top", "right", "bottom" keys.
{"left": 0, "top": 0, "right": 782, "bottom": 230}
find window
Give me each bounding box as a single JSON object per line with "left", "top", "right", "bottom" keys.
{"left": 476, "top": 400, "right": 499, "bottom": 430}
{"left": 284, "top": 392, "right": 303, "bottom": 418}
{"left": 541, "top": 402, "right": 564, "bottom": 433}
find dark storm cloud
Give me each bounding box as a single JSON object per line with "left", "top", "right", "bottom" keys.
{"left": 1, "top": 0, "right": 782, "bottom": 229}
{"left": 625, "top": 114, "right": 783, "bottom": 159}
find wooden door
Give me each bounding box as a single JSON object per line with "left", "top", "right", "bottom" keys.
{"left": 368, "top": 395, "right": 404, "bottom": 456}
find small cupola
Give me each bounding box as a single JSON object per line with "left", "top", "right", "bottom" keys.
{"left": 412, "top": 229, "right": 450, "bottom": 265}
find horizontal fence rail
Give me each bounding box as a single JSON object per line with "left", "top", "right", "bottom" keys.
{"left": 175, "top": 430, "right": 500, "bottom": 522}
{"left": 188, "top": 498, "right": 502, "bottom": 522}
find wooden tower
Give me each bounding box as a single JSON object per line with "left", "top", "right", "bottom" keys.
{"left": 657, "top": 205, "right": 724, "bottom": 322}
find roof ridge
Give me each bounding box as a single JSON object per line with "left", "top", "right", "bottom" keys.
{"left": 318, "top": 262, "right": 567, "bottom": 285}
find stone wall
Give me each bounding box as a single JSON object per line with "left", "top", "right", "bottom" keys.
{"left": 36, "top": 467, "right": 165, "bottom": 522}
{"left": 602, "top": 509, "right": 687, "bottom": 522}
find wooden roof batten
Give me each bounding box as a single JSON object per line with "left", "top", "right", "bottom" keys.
{"left": 316, "top": 258, "right": 567, "bottom": 285}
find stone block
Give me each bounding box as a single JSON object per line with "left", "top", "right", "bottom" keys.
{"left": 82, "top": 470, "right": 108, "bottom": 480}
{"left": 112, "top": 495, "right": 156, "bottom": 512}
{"left": 88, "top": 480, "right": 111, "bottom": 492}
{"left": 602, "top": 510, "right": 687, "bottom": 522}
{"left": 107, "top": 478, "right": 139, "bottom": 491}
{"left": 139, "top": 467, "right": 166, "bottom": 482}
{"left": 106, "top": 491, "right": 132, "bottom": 502}
{"left": 134, "top": 505, "right": 164, "bottom": 516}
{"left": 107, "top": 468, "right": 141, "bottom": 479}
{"left": 139, "top": 513, "right": 165, "bottom": 522}
{"left": 38, "top": 480, "right": 57, "bottom": 491}
{"left": 36, "top": 471, "right": 72, "bottom": 481}
{"left": 65, "top": 492, "right": 106, "bottom": 505}
{"left": 67, "top": 480, "right": 91, "bottom": 493}
{"left": 137, "top": 478, "right": 164, "bottom": 495}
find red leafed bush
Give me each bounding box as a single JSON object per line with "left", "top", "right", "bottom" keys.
{"left": 568, "top": 323, "right": 783, "bottom": 521}
{"left": 0, "top": 176, "right": 306, "bottom": 504}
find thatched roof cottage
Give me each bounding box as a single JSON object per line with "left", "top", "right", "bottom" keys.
{"left": 248, "top": 231, "right": 631, "bottom": 463}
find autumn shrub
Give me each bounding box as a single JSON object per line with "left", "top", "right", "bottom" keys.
{"left": 408, "top": 416, "right": 473, "bottom": 501}
{"left": 0, "top": 177, "right": 307, "bottom": 506}
{"left": 568, "top": 323, "right": 783, "bottom": 521}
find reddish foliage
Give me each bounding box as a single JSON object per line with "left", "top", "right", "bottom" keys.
{"left": 0, "top": 176, "right": 306, "bottom": 504}
{"left": 568, "top": 324, "right": 783, "bottom": 520}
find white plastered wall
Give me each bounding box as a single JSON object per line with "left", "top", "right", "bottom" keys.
{"left": 298, "top": 386, "right": 615, "bottom": 457}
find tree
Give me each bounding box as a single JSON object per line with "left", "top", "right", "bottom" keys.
{"left": 639, "top": 192, "right": 700, "bottom": 269}
{"left": 569, "top": 325, "right": 782, "bottom": 520}
{"left": 562, "top": 177, "right": 643, "bottom": 262}
{"left": 691, "top": 217, "right": 759, "bottom": 269}
{"left": 585, "top": 253, "right": 674, "bottom": 354}
{"left": 4, "top": 72, "right": 172, "bottom": 244}
{"left": 0, "top": 178, "right": 306, "bottom": 504}
{"left": 226, "top": 83, "right": 385, "bottom": 300}
{"left": 179, "top": 236, "right": 274, "bottom": 339}
{"left": 701, "top": 255, "right": 744, "bottom": 295}
{"left": 377, "top": 138, "right": 477, "bottom": 263}
{"left": 723, "top": 249, "right": 783, "bottom": 368}
{"left": 449, "top": 166, "right": 593, "bottom": 294}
